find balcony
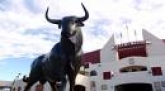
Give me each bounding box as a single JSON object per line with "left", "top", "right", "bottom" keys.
{"left": 112, "top": 71, "right": 152, "bottom": 84}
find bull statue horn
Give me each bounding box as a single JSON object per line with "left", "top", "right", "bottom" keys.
{"left": 45, "top": 7, "right": 61, "bottom": 24}
{"left": 77, "top": 3, "right": 89, "bottom": 22}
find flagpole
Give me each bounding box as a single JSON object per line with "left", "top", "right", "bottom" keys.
{"left": 134, "top": 30, "right": 137, "bottom": 42}
{"left": 126, "top": 23, "right": 129, "bottom": 42}
{"left": 120, "top": 32, "right": 122, "bottom": 44}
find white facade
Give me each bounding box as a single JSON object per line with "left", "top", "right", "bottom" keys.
{"left": 86, "top": 29, "right": 165, "bottom": 91}
{"left": 143, "top": 29, "right": 165, "bottom": 56}
{"left": 101, "top": 34, "right": 118, "bottom": 63}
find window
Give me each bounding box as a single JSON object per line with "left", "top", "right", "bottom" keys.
{"left": 161, "top": 81, "right": 165, "bottom": 87}
{"left": 90, "top": 70, "right": 97, "bottom": 76}
{"left": 151, "top": 67, "right": 162, "bottom": 76}
{"left": 103, "top": 71, "right": 111, "bottom": 80}
{"left": 84, "top": 63, "right": 89, "bottom": 68}
{"left": 101, "top": 84, "right": 108, "bottom": 90}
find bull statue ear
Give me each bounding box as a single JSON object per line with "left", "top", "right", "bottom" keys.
{"left": 77, "top": 22, "right": 84, "bottom": 27}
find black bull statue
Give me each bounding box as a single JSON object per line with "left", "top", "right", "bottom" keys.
{"left": 23, "top": 3, "right": 89, "bottom": 91}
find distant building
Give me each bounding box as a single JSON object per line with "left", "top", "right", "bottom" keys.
{"left": 0, "top": 81, "right": 12, "bottom": 91}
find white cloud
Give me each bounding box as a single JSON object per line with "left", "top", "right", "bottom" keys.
{"left": 0, "top": 0, "right": 165, "bottom": 59}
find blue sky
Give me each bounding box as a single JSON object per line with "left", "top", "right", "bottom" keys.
{"left": 1, "top": 0, "right": 165, "bottom": 81}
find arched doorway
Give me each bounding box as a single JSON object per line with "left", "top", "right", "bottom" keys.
{"left": 120, "top": 65, "right": 147, "bottom": 73}
{"left": 74, "top": 85, "right": 85, "bottom": 91}
{"left": 115, "top": 83, "right": 153, "bottom": 91}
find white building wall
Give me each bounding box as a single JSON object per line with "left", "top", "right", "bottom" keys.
{"left": 101, "top": 34, "right": 118, "bottom": 63}
{"left": 88, "top": 29, "right": 165, "bottom": 91}
{"left": 88, "top": 54, "right": 165, "bottom": 90}
{"left": 143, "top": 29, "right": 165, "bottom": 57}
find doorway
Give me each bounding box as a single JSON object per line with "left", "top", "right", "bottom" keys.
{"left": 74, "top": 85, "right": 85, "bottom": 91}
{"left": 115, "top": 83, "right": 153, "bottom": 91}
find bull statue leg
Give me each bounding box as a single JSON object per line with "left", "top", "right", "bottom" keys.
{"left": 68, "top": 72, "right": 76, "bottom": 91}
{"left": 58, "top": 76, "right": 67, "bottom": 91}
{"left": 68, "top": 56, "right": 81, "bottom": 91}
{"left": 49, "top": 81, "right": 58, "bottom": 91}
{"left": 24, "top": 72, "right": 46, "bottom": 91}
{"left": 24, "top": 74, "right": 40, "bottom": 91}
{"left": 68, "top": 71, "right": 76, "bottom": 91}
{"left": 38, "top": 77, "right": 47, "bottom": 89}
{"left": 67, "top": 62, "right": 76, "bottom": 91}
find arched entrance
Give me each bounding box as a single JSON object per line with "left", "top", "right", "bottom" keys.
{"left": 74, "top": 85, "right": 85, "bottom": 91}
{"left": 120, "top": 65, "right": 147, "bottom": 73}
{"left": 115, "top": 83, "right": 153, "bottom": 91}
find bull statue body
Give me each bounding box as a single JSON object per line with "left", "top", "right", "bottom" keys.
{"left": 23, "top": 3, "right": 89, "bottom": 91}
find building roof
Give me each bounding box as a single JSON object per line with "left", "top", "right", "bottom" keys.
{"left": 116, "top": 41, "right": 147, "bottom": 59}
{"left": 82, "top": 50, "right": 100, "bottom": 65}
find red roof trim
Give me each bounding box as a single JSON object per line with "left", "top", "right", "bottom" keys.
{"left": 116, "top": 41, "right": 147, "bottom": 59}
{"left": 82, "top": 50, "right": 100, "bottom": 65}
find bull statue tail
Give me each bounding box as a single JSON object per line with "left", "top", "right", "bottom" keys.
{"left": 23, "top": 75, "right": 29, "bottom": 82}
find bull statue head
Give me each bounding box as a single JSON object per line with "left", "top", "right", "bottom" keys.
{"left": 45, "top": 3, "right": 89, "bottom": 38}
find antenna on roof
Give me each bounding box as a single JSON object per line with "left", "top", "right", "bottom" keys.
{"left": 134, "top": 29, "right": 137, "bottom": 42}
{"left": 120, "top": 32, "right": 123, "bottom": 44}
{"left": 115, "top": 31, "right": 122, "bottom": 44}
{"left": 125, "top": 23, "right": 129, "bottom": 42}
